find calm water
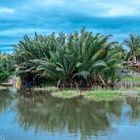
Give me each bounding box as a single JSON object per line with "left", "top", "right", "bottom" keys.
{"left": 1, "top": 90, "right": 140, "bottom": 140}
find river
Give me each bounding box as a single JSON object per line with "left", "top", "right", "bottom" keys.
{"left": 0, "top": 89, "right": 140, "bottom": 140}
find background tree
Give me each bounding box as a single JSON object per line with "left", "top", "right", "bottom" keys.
{"left": 124, "top": 34, "right": 140, "bottom": 63}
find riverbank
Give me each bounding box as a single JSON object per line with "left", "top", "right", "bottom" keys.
{"left": 2, "top": 83, "right": 140, "bottom": 101}
{"left": 46, "top": 88, "right": 140, "bottom": 100}
{"left": 26, "top": 74, "right": 140, "bottom": 101}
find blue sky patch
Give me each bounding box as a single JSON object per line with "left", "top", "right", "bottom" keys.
{"left": 0, "top": 0, "right": 140, "bottom": 52}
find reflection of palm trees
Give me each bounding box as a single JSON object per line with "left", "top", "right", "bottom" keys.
{"left": 127, "top": 97, "right": 140, "bottom": 124}
{"left": 16, "top": 95, "right": 123, "bottom": 138}
{"left": 0, "top": 90, "right": 13, "bottom": 113}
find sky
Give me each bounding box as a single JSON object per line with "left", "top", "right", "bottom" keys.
{"left": 0, "top": 0, "right": 140, "bottom": 53}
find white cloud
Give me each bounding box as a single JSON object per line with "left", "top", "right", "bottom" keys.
{"left": 64, "top": 0, "right": 140, "bottom": 17}
{"left": 96, "top": 2, "right": 139, "bottom": 17}
{"left": 0, "top": 7, "right": 15, "bottom": 15}
{"left": 107, "top": 7, "right": 136, "bottom": 17}
{"left": 12, "top": 0, "right": 140, "bottom": 18}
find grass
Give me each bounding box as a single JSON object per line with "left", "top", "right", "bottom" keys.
{"left": 50, "top": 89, "right": 126, "bottom": 101}
{"left": 131, "top": 87, "right": 140, "bottom": 94}
{"left": 31, "top": 81, "right": 140, "bottom": 101}
{"left": 84, "top": 90, "right": 124, "bottom": 101}
{"left": 49, "top": 87, "right": 140, "bottom": 100}
{"left": 51, "top": 90, "right": 82, "bottom": 99}
{"left": 33, "top": 86, "right": 58, "bottom": 92}
{"left": 0, "top": 86, "right": 8, "bottom": 90}
{"left": 122, "top": 75, "right": 140, "bottom": 82}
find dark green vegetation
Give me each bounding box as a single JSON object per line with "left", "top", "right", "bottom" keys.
{"left": 124, "top": 34, "right": 140, "bottom": 62}
{"left": 1, "top": 29, "right": 140, "bottom": 88}
{"left": 0, "top": 54, "right": 14, "bottom": 82}
{"left": 14, "top": 29, "right": 127, "bottom": 88}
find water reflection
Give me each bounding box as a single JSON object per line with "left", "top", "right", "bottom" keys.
{"left": 0, "top": 90, "right": 13, "bottom": 113}
{"left": 126, "top": 97, "right": 140, "bottom": 124}
{"left": 16, "top": 95, "right": 125, "bottom": 138}
{"left": 0, "top": 91, "right": 140, "bottom": 139}
{"left": 116, "top": 81, "right": 140, "bottom": 89}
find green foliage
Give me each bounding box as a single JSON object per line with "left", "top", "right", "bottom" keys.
{"left": 0, "top": 54, "right": 14, "bottom": 82}
{"left": 85, "top": 90, "right": 123, "bottom": 101}
{"left": 14, "top": 29, "right": 126, "bottom": 87}
{"left": 51, "top": 90, "right": 82, "bottom": 99}
{"left": 122, "top": 76, "right": 139, "bottom": 82}
{"left": 124, "top": 34, "right": 140, "bottom": 62}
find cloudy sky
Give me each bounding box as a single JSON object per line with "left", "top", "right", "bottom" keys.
{"left": 0, "top": 0, "right": 140, "bottom": 53}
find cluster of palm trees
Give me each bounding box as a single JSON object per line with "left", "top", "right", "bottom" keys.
{"left": 13, "top": 29, "right": 140, "bottom": 87}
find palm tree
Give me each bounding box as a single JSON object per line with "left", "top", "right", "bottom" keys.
{"left": 0, "top": 54, "right": 14, "bottom": 82}
{"left": 124, "top": 34, "right": 140, "bottom": 63}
